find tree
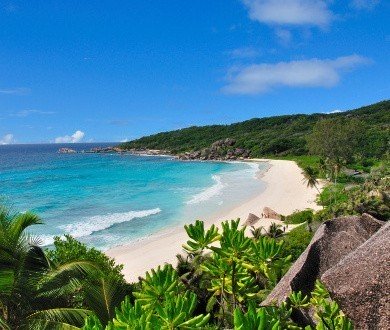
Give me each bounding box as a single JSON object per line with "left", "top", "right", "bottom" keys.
{"left": 0, "top": 206, "right": 129, "bottom": 329}
{"left": 302, "top": 166, "right": 321, "bottom": 194}
{"left": 0, "top": 206, "right": 93, "bottom": 329}
{"left": 307, "top": 118, "right": 366, "bottom": 164}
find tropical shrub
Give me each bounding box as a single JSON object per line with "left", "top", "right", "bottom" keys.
{"left": 46, "top": 235, "right": 125, "bottom": 281}
{"left": 234, "top": 281, "right": 353, "bottom": 330}
{"left": 285, "top": 210, "right": 314, "bottom": 225}
{"left": 279, "top": 225, "right": 314, "bottom": 261}
{"left": 0, "top": 206, "right": 96, "bottom": 329}
{"left": 1, "top": 204, "right": 355, "bottom": 329}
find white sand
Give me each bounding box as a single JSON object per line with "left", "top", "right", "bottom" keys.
{"left": 106, "top": 159, "right": 322, "bottom": 282}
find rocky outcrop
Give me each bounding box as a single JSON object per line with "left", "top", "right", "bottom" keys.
{"left": 244, "top": 213, "right": 260, "bottom": 226}
{"left": 262, "top": 214, "right": 387, "bottom": 328}
{"left": 263, "top": 214, "right": 384, "bottom": 305}
{"left": 263, "top": 207, "right": 282, "bottom": 220}
{"left": 58, "top": 147, "right": 76, "bottom": 154}
{"left": 178, "top": 138, "right": 251, "bottom": 161}
{"left": 322, "top": 221, "right": 389, "bottom": 329}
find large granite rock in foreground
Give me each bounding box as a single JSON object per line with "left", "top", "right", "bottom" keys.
{"left": 263, "top": 214, "right": 384, "bottom": 305}
{"left": 322, "top": 221, "right": 389, "bottom": 329}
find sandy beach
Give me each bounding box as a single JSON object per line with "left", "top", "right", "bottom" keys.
{"left": 107, "top": 159, "right": 322, "bottom": 282}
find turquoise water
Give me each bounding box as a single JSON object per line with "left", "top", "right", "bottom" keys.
{"left": 0, "top": 144, "right": 267, "bottom": 250}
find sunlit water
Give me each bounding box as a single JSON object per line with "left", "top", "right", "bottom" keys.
{"left": 0, "top": 143, "right": 267, "bottom": 250}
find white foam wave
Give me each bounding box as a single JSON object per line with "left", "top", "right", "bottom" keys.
{"left": 186, "top": 175, "right": 224, "bottom": 205}
{"left": 59, "top": 208, "right": 161, "bottom": 238}
{"left": 229, "top": 161, "right": 260, "bottom": 178}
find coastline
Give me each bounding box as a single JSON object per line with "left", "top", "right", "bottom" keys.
{"left": 106, "top": 158, "right": 323, "bottom": 282}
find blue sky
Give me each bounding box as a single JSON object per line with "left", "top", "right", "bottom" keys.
{"left": 0, "top": 0, "right": 389, "bottom": 144}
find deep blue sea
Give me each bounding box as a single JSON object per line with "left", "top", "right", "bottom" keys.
{"left": 0, "top": 143, "right": 267, "bottom": 250}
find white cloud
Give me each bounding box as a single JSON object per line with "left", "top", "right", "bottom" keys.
{"left": 275, "top": 28, "right": 292, "bottom": 45}
{"left": 228, "top": 47, "right": 260, "bottom": 59}
{"left": 12, "top": 109, "right": 56, "bottom": 117}
{"left": 0, "top": 133, "right": 15, "bottom": 145}
{"left": 0, "top": 87, "right": 30, "bottom": 95}
{"left": 55, "top": 130, "right": 85, "bottom": 143}
{"left": 350, "top": 0, "right": 380, "bottom": 10}
{"left": 222, "top": 55, "right": 370, "bottom": 95}
{"left": 326, "top": 109, "right": 343, "bottom": 114}
{"left": 242, "top": 0, "right": 334, "bottom": 28}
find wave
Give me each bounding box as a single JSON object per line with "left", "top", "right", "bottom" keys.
{"left": 229, "top": 161, "right": 260, "bottom": 178}
{"left": 59, "top": 208, "right": 161, "bottom": 238}
{"left": 186, "top": 175, "right": 224, "bottom": 205}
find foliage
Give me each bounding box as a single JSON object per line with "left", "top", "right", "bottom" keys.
{"left": 47, "top": 235, "right": 124, "bottom": 281}
{"left": 279, "top": 225, "right": 314, "bottom": 261}
{"left": 234, "top": 281, "right": 353, "bottom": 330}
{"left": 120, "top": 100, "right": 389, "bottom": 159}
{"left": 315, "top": 160, "right": 389, "bottom": 221}
{"left": 182, "top": 220, "right": 221, "bottom": 255}
{"left": 181, "top": 220, "right": 292, "bottom": 327}
{"left": 302, "top": 167, "right": 321, "bottom": 195}
{"left": 45, "top": 235, "right": 130, "bottom": 323}
{"left": 285, "top": 210, "right": 314, "bottom": 225}
{"left": 1, "top": 202, "right": 355, "bottom": 329}
{"left": 81, "top": 221, "right": 352, "bottom": 330}
{"left": 307, "top": 118, "right": 366, "bottom": 163}
{"left": 133, "top": 264, "right": 184, "bottom": 309}
{"left": 0, "top": 205, "right": 89, "bottom": 329}
{"left": 0, "top": 205, "right": 131, "bottom": 329}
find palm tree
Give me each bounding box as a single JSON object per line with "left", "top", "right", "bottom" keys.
{"left": 0, "top": 206, "right": 95, "bottom": 329}
{"left": 0, "top": 205, "right": 127, "bottom": 329}
{"left": 318, "top": 158, "right": 328, "bottom": 178}
{"left": 266, "top": 223, "right": 284, "bottom": 239}
{"left": 250, "top": 226, "right": 265, "bottom": 240}
{"left": 301, "top": 166, "right": 321, "bottom": 194}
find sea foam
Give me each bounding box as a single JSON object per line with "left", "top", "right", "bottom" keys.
{"left": 186, "top": 175, "right": 224, "bottom": 205}
{"left": 59, "top": 208, "right": 161, "bottom": 238}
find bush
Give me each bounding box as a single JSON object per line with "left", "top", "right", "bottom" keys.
{"left": 285, "top": 209, "right": 314, "bottom": 224}
{"left": 319, "top": 184, "right": 348, "bottom": 207}
{"left": 280, "top": 225, "right": 314, "bottom": 261}
{"left": 46, "top": 235, "right": 125, "bottom": 281}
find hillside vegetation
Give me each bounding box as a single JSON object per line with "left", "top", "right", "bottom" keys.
{"left": 120, "top": 100, "right": 389, "bottom": 159}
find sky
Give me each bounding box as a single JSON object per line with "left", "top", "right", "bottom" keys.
{"left": 0, "top": 0, "right": 389, "bottom": 144}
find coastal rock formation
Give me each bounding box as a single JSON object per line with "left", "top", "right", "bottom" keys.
{"left": 58, "top": 147, "right": 76, "bottom": 153}
{"left": 263, "top": 214, "right": 384, "bottom": 306}
{"left": 263, "top": 207, "right": 282, "bottom": 220}
{"left": 178, "top": 138, "right": 251, "bottom": 161}
{"left": 321, "top": 221, "right": 390, "bottom": 329}
{"left": 244, "top": 213, "right": 260, "bottom": 226}
{"left": 89, "top": 146, "right": 123, "bottom": 153}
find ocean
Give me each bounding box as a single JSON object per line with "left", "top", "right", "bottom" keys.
{"left": 0, "top": 143, "right": 267, "bottom": 250}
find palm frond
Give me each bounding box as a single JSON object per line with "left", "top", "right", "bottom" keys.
{"left": 0, "top": 315, "right": 11, "bottom": 330}
{"left": 26, "top": 308, "right": 92, "bottom": 329}
{"left": 8, "top": 212, "right": 43, "bottom": 242}
{"left": 83, "top": 277, "right": 127, "bottom": 325}
{"left": 39, "top": 260, "right": 102, "bottom": 287}
{"left": 0, "top": 269, "right": 14, "bottom": 295}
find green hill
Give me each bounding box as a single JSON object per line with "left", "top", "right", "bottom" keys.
{"left": 120, "top": 100, "right": 390, "bottom": 159}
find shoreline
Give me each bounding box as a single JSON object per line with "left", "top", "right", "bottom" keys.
{"left": 106, "top": 158, "right": 323, "bottom": 282}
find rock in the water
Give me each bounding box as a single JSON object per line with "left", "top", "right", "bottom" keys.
{"left": 321, "top": 221, "right": 390, "bottom": 330}
{"left": 263, "top": 214, "right": 384, "bottom": 306}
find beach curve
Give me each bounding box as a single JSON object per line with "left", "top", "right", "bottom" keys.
{"left": 106, "top": 159, "right": 323, "bottom": 282}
